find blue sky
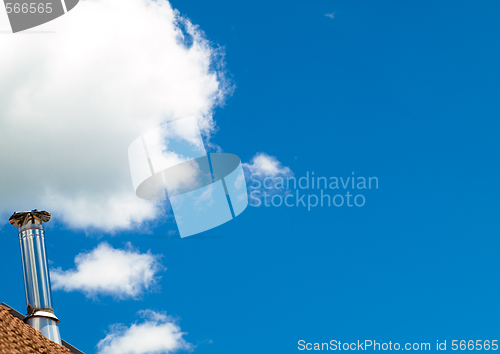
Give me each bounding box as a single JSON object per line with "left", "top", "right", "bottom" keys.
{"left": 1, "top": 0, "right": 500, "bottom": 353}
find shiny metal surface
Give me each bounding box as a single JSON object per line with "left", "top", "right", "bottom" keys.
{"left": 26, "top": 316, "right": 61, "bottom": 344}
{"left": 9, "top": 210, "right": 61, "bottom": 345}
{"left": 19, "top": 226, "right": 54, "bottom": 314}
{"left": 28, "top": 310, "right": 60, "bottom": 323}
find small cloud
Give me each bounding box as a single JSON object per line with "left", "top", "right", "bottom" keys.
{"left": 242, "top": 153, "right": 292, "bottom": 178}
{"left": 242, "top": 153, "right": 294, "bottom": 206}
{"left": 97, "top": 310, "right": 193, "bottom": 354}
{"left": 51, "top": 242, "right": 164, "bottom": 299}
{"left": 325, "top": 13, "right": 335, "bottom": 19}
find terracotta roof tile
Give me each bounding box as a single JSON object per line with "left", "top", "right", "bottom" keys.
{"left": 0, "top": 305, "right": 72, "bottom": 354}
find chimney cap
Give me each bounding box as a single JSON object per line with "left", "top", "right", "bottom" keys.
{"left": 9, "top": 210, "right": 51, "bottom": 227}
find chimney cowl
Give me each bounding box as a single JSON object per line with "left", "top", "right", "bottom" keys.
{"left": 9, "top": 209, "right": 51, "bottom": 227}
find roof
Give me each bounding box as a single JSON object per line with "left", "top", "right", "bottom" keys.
{"left": 0, "top": 304, "right": 73, "bottom": 354}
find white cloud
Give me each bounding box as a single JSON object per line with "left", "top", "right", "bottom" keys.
{"left": 242, "top": 153, "right": 293, "bottom": 205}
{"left": 0, "top": 0, "right": 231, "bottom": 231}
{"left": 44, "top": 191, "right": 161, "bottom": 233}
{"left": 325, "top": 13, "right": 335, "bottom": 19}
{"left": 51, "top": 242, "right": 164, "bottom": 298}
{"left": 243, "top": 153, "right": 292, "bottom": 178}
{"left": 97, "top": 310, "right": 193, "bottom": 354}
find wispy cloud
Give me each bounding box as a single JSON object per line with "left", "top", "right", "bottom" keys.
{"left": 97, "top": 310, "right": 193, "bottom": 354}
{"left": 325, "top": 12, "right": 335, "bottom": 19}
{"left": 243, "top": 153, "right": 293, "bottom": 205}
{"left": 51, "top": 243, "right": 164, "bottom": 299}
{"left": 243, "top": 153, "right": 292, "bottom": 178}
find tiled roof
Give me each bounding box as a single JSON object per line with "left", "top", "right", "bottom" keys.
{"left": 0, "top": 305, "right": 73, "bottom": 354}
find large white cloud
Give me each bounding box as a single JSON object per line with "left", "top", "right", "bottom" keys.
{"left": 0, "top": 0, "right": 231, "bottom": 231}
{"left": 97, "top": 310, "right": 192, "bottom": 354}
{"left": 51, "top": 242, "right": 164, "bottom": 298}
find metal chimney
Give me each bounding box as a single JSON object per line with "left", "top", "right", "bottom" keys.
{"left": 9, "top": 209, "right": 62, "bottom": 344}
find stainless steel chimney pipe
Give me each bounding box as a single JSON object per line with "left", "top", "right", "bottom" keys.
{"left": 9, "top": 210, "right": 61, "bottom": 344}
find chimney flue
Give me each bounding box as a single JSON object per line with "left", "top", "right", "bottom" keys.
{"left": 9, "top": 209, "right": 61, "bottom": 344}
